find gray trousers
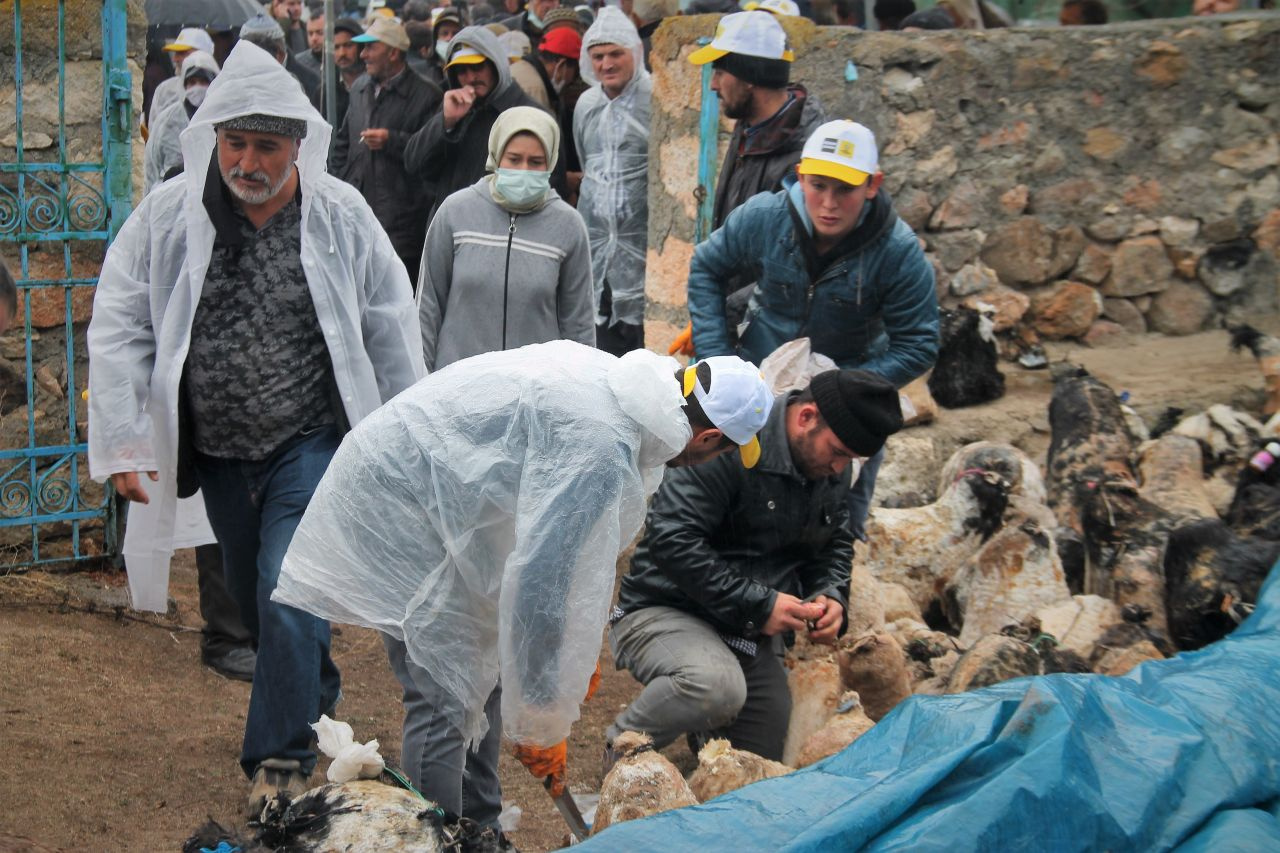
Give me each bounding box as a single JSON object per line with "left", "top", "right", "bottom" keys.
{"left": 606, "top": 606, "right": 792, "bottom": 762}
{"left": 383, "top": 635, "right": 503, "bottom": 828}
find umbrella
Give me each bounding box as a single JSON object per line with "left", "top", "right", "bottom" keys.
{"left": 144, "top": 0, "right": 266, "bottom": 31}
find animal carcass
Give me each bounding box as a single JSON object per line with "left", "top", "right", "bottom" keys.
{"left": 928, "top": 306, "right": 1005, "bottom": 408}
{"left": 594, "top": 731, "right": 697, "bottom": 833}
{"left": 795, "top": 692, "right": 876, "bottom": 768}
{"left": 781, "top": 637, "right": 842, "bottom": 767}
{"left": 688, "top": 739, "right": 792, "bottom": 803}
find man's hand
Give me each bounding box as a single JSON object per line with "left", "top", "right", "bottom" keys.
{"left": 111, "top": 471, "right": 159, "bottom": 504}
{"left": 441, "top": 86, "right": 477, "bottom": 130}
{"left": 761, "top": 592, "right": 824, "bottom": 637}
{"left": 807, "top": 595, "right": 844, "bottom": 645}
{"left": 360, "top": 128, "right": 390, "bottom": 150}
{"left": 513, "top": 740, "right": 568, "bottom": 796}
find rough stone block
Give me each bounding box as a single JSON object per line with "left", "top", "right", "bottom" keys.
{"left": 1135, "top": 40, "right": 1189, "bottom": 88}
{"left": 1083, "top": 320, "right": 1130, "bottom": 348}
{"left": 1146, "top": 282, "right": 1214, "bottom": 336}
{"left": 1083, "top": 127, "right": 1128, "bottom": 162}
{"left": 961, "top": 285, "right": 1030, "bottom": 333}
{"left": 1169, "top": 247, "right": 1204, "bottom": 279}
{"left": 1159, "top": 216, "right": 1199, "bottom": 248}
{"left": 1158, "top": 126, "right": 1213, "bottom": 167}
{"left": 999, "top": 185, "right": 1029, "bottom": 216}
{"left": 883, "top": 110, "right": 936, "bottom": 157}
{"left": 895, "top": 188, "right": 934, "bottom": 232}
{"left": 1074, "top": 243, "right": 1113, "bottom": 285}
{"left": 1085, "top": 214, "right": 1132, "bottom": 243}
{"left": 1211, "top": 137, "right": 1280, "bottom": 174}
{"left": 931, "top": 230, "right": 985, "bottom": 273}
{"left": 1102, "top": 297, "right": 1148, "bottom": 335}
{"left": 1122, "top": 179, "right": 1163, "bottom": 213}
{"left": 657, "top": 134, "right": 702, "bottom": 225}
{"left": 929, "top": 180, "right": 988, "bottom": 231}
{"left": 1032, "top": 178, "right": 1105, "bottom": 223}
{"left": 1104, "top": 236, "right": 1174, "bottom": 297}
{"left": 1255, "top": 209, "right": 1280, "bottom": 261}
{"left": 1032, "top": 281, "right": 1102, "bottom": 340}
{"left": 914, "top": 146, "right": 958, "bottom": 186}
{"left": 950, "top": 260, "right": 1000, "bottom": 297}
{"left": 980, "top": 218, "right": 1083, "bottom": 288}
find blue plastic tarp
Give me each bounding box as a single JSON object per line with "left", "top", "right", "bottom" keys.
{"left": 580, "top": 562, "right": 1280, "bottom": 852}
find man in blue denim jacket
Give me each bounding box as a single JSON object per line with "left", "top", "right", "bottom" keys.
{"left": 686, "top": 120, "right": 938, "bottom": 537}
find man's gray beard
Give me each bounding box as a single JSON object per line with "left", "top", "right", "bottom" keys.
{"left": 223, "top": 164, "right": 293, "bottom": 205}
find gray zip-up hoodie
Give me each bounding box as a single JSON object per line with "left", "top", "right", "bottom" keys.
{"left": 417, "top": 178, "right": 595, "bottom": 370}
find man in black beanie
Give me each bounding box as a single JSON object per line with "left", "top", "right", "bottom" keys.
{"left": 689, "top": 10, "right": 826, "bottom": 232}
{"left": 604, "top": 369, "right": 903, "bottom": 765}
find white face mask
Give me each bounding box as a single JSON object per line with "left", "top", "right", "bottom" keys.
{"left": 435, "top": 38, "right": 452, "bottom": 62}
{"left": 550, "top": 60, "right": 569, "bottom": 93}
{"left": 185, "top": 84, "right": 209, "bottom": 108}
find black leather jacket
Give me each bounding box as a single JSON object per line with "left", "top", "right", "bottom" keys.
{"left": 616, "top": 392, "right": 854, "bottom": 639}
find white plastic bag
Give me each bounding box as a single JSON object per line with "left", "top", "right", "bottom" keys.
{"left": 310, "top": 715, "right": 385, "bottom": 783}
{"left": 759, "top": 338, "right": 837, "bottom": 396}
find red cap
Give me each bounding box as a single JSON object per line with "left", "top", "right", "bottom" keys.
{"left": 539, "top": 27, "right": 582, "bottom": 60}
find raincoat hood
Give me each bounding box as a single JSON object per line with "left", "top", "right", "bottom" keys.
{"left": 181, "top": 40, "right": 331, "bottom": 202}
{"left": 445, "top": 26, "right": 513, "bottom": 98}
{"left": 580, "top": 7, "right": 649, "bottom": 91}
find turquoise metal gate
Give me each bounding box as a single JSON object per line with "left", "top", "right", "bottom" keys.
{"left": 1, "top": 0, "right": 132, "bottom": 569}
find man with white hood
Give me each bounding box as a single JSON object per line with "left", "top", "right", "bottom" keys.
{"left": 86, "top": 41, "right": 424, "bottom": 816}
{"left": 574, "top": 7, "right": 652, "bottom": 357}
{"left": 148, "top": 27, "right": 216, "bottom": 133}
{"left": 144, "top": 50, "right": 220, "bottom": 193}
{"left": 274, "top": 343, "right": 773, "bottom": 843}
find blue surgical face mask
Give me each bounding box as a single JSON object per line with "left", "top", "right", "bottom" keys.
{"left": 494, "top": 167, "right": 551, "bottom": 206}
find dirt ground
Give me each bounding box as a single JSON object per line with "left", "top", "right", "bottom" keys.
{"left": 0, "top": 322, "right": 1273, "bottom": 852}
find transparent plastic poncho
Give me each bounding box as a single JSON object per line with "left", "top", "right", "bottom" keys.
{"left": 274, "top": 341, "right": 690, "bottom": 747}
{"left": 573, "top": 8, "right": 652, "bottom": 328}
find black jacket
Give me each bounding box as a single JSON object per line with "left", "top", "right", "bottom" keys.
{"left": 712, "top": 85, "right": 826, "bottom": 231}
{"left": 616, "top": 392, "right": 854, "bottom": 639}
{"left": 331, "top": 68, "right": 442, "bottom": 259}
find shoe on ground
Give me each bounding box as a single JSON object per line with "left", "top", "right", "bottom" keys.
{"left": 202, "top": 646, "right": 256, "bottom": 682}
{"left": 246, "top": 758, "right": 310, "bottom": 822}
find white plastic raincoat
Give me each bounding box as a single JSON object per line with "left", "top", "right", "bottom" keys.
{"left": 572, "top": 9, "right": 652, "bottom": 329}
{"left": 274, "top": 341, "right": 690, "bottom": 748}
{"left": 87, "top": 41, "right": 425, "bottom": 612}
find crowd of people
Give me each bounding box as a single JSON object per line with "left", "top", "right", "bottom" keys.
{"left": 92, "top": 0, "right": 1251, "bottom": 848}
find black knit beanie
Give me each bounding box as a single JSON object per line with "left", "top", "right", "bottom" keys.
{"left": 712, "top": 52, "right": 790, "bottom": 90}
{"left": 808, "top": 369, "right": 903, "bottom": 457}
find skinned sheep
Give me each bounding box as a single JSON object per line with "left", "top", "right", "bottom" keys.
{"left": 1138, "top": 434, "right": 1218, "bottom": 520}
{"left": 594, "top": 731, "right": 698, "bottom": 834}
{"left": 836, "top": 631, "right": 913, "bottom": 721}
{"left": 795, "top": 692, "right": 876, "bottom": 768}
{"left": 781, "top": 637, "right": 843, "bottom": 767}
{"left": 688, "top": 738, "right": 792, "bottom": 803}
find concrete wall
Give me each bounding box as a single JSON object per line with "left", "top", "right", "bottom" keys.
{"left": 646, "top": 13, "right": 1280, "bottom": 351}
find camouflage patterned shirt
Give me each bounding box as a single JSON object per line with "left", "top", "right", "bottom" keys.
{"left": 185, "top": 198, "right": 335, "bottom": 460}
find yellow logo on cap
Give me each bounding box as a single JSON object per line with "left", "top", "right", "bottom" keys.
{"left": 837, "top": 140, "right": 855, "bottom": 159}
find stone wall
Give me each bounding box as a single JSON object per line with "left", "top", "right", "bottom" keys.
{"left": 646, "top": 13, "right": 1280, "bottom": 351}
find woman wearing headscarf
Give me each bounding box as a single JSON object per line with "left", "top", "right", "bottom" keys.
{"left": 417, "top": 105, "right": 595, "bottom": 371}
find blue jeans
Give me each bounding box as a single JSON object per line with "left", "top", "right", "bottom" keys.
{"left": 847, "top": 446, "right": 884, "bottom": 542}
{"left": 194, "top": 425, "right": 343, "bottom": 778}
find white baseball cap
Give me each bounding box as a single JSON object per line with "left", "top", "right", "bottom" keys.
{"left": 164, "top": 27, "right": 215, "bottom": 55}
{"left": 688, "top": 11, "right": 794, "bottom": 65}
{"left": 798, "top": 120, "right": 879, "bottom": 187}
{"left": 683, "top": 356, "right": 773, "bottom": 468}
{"left": 745, "top": 0, "right": 802, "bottom": 15}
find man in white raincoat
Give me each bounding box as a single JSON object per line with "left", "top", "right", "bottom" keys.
{"left": 274, "top": 342, "right": 772, "bottom": 838}
{"left": 87, "top": 41, "right": 424, "bottom": 815}
{"left": 573, "top": 8, "right": 651, "bottom": 357}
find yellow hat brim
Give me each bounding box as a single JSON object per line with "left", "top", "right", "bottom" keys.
{"left": 797, "top": 157, "right": 870, "bottom": 187}
{"left": 446, "top": 53, "right": 488, "bottom": 68}
{"left": 688, "top": 44, "right": 728, "bottom": 65}
{"left": 163, "top": 43, "right": 193, "bottom": 51}
{"left": 739, "top": 436, "right": 761, "bottom": 469}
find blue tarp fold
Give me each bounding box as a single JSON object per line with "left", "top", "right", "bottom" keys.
{"left": 581, "top": 562, "right": 1280, "bottom": 852}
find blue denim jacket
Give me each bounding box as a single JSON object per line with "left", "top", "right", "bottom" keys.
{"left": 687, "top": 176, "right": 939, "bottom": 388}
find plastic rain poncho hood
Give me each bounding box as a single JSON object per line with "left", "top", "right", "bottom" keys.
{"left": 573, "top": 8, "right": 651, "bottom": 328}
{"left": 274, "top": 341, "right": 690, "bottom": 747}
{"left": 87, "top": 41, "right": 424, "bottom": 611}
